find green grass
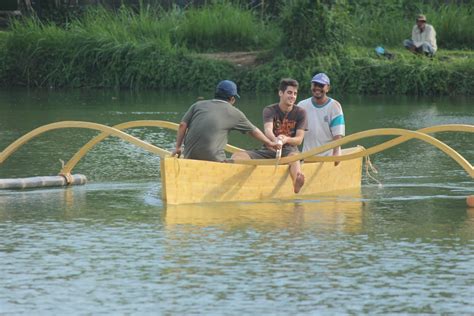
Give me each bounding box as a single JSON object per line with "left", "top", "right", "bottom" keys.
{"left": 173, "top": 2, "right": 279, "bottom": 52}
{"left": 430, "top": 5, "right": 474, "bottom": 50}
{"left": 0, "top": 3, "right": 472, "bottom": 95}
{"left": 238, "top": 46, "right": 474, "bottom": 95}
{"left": 0, "top": 9, "right": 235, "bottom": 89}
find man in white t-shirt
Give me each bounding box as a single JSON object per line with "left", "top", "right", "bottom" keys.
{"left": 297, "top": 73, "right": 345, "bottom": 166}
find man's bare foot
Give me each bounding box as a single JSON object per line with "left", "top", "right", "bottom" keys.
{"left": 294, "top": 173, "right": 305, "bottom": 193}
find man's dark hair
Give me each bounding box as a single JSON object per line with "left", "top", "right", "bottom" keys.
{"left": 279, "top": 78, "right": 299, "bottom": 92}
{"left": 214, "top": 91, "right": 232, "bottom": 101}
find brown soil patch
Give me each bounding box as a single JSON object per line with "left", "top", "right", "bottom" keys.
{"left": 198, "top": 51, "right": 261, "bottom": 67}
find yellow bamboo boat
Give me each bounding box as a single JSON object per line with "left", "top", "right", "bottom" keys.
{"left": 0, "top": 120, "right": 472, "bottom": 205}
{"left": 160, "top": 148, "right": 363, "bottom": 204}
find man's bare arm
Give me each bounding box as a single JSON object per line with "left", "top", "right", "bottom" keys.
{"left": 278, "top": 129, "right": 305, "bottom": 146}
{"left": 171, "top": 121, "right": 187, "bottom": 157}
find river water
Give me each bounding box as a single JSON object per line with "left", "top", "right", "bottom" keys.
{"left": 0, "top": 88, "right": 473, "bottom": 314}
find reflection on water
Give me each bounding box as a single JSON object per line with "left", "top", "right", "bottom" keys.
{"left": 0, "top": 187, "right": 84, "bottom": 223}
{"left": 0, "top": 182, "right": 163, "bottom": 223}
{"left": 0, "top": 182, "right": 473, "bottom": 314}
{"left": 165, "top": 195, "right": 364, "bottom": 234}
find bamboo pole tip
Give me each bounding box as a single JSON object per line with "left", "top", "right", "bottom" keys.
{"left": 467, "top": 195, "right": 474, "bottom": 208}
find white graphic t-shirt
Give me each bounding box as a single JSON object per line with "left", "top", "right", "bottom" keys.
{"left": 297, "top": 97, "right": 345, "bottom": 156}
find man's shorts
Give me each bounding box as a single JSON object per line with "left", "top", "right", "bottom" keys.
{"left": 246, "top": 147, "right": 300, "bottom": 159}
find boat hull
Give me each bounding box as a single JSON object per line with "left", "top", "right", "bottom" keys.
{"left": 161, "top": 147, "right": 363, "bottom": 204}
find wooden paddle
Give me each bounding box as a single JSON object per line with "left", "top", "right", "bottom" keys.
{"left": 275, "top": 139, "right": 283, "bottom": 170}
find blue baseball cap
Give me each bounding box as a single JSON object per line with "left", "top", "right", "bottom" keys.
{"left": 216, "top": 80, "right": 240, "bottom": 98}
{"left": 311, "top": 73, "right": 330, "bottom": 85}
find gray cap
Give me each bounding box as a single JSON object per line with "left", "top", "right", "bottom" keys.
{"left": 311, "top": 73, "right": 330, "bottom": 85}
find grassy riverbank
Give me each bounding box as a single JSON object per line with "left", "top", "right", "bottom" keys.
{"left": 0, "top": 2, "right": 473, "bottom": 95}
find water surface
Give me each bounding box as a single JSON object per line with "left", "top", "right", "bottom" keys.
{"left": 0, "top": 88, "right": 473, "bottom": 314}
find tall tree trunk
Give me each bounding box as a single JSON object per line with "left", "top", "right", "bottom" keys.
{"left": 18, "top": 0, "right": 34, "bottom": 15}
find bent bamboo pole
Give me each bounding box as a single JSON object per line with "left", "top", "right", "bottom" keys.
{"left": 61, "top": 120, "right": 177, "bottom": 174}
{"left": 61, "top": 122, "right": 473, "bottom": 176}
{"left": 60, "top": 120, "right": 241, "bottom": 174}
{"left": 235, "top": 127, "right": 474, "bottom": 178}
{"left": 0, "top": 121, "right": 171, "bottom": 166}
{"left": 0, "top": 121, "right": 472, "bottom": 178}
{"left": 0, "top": 120, "right": 238, "bottom": 174}
{"left": 304, "top": 124, "right": 474, "bottom": 162}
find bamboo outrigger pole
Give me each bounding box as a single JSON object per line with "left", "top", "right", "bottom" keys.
{"left": 0, "top": 121, "right": 171, "bottom": 189}
{"left": 0, "top": 121, "right": 472, "bottom": 190}
{"left": 56, "top": 122, "right": 474, "bottom": 178}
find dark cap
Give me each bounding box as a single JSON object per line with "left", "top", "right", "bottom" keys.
{"left": 216, "top": 80, "right": 240, "bottom": 98}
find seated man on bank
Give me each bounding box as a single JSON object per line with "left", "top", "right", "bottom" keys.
{"left": 231, "top": 78, "right": 307, "bottom": 194}
{"left": 403, "top": 14, "right": 437, "bottom": 57}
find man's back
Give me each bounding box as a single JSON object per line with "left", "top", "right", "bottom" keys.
{"left": 182, "top": 99, "right": 255, "bottom": 161}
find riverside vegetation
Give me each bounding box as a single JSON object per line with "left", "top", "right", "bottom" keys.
{"left": 0, "top": 0, "right": 473, "bottom": 95}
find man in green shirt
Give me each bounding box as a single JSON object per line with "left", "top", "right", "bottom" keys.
{"left": 172, "top": 80, "right": 280, "bottom": 162}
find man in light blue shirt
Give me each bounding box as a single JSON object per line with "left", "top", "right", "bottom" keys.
{"left": 297, "top": 73, "right": 345, "bottom": 166}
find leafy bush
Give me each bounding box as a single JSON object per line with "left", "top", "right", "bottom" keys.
{"left": 278, "top": 0, "right": 351, "bottom": 58}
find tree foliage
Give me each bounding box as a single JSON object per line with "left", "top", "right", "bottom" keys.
{"left": 278, "top": 0, "right": 351, "bottom": 58}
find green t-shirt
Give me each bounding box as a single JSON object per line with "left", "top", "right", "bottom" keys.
{"left": 182, "top": 99, "right": 256, "bottom": 161}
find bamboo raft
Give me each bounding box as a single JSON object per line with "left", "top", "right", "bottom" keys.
{"left": 0, "top": 121, "right": 473, "bottom": 204}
